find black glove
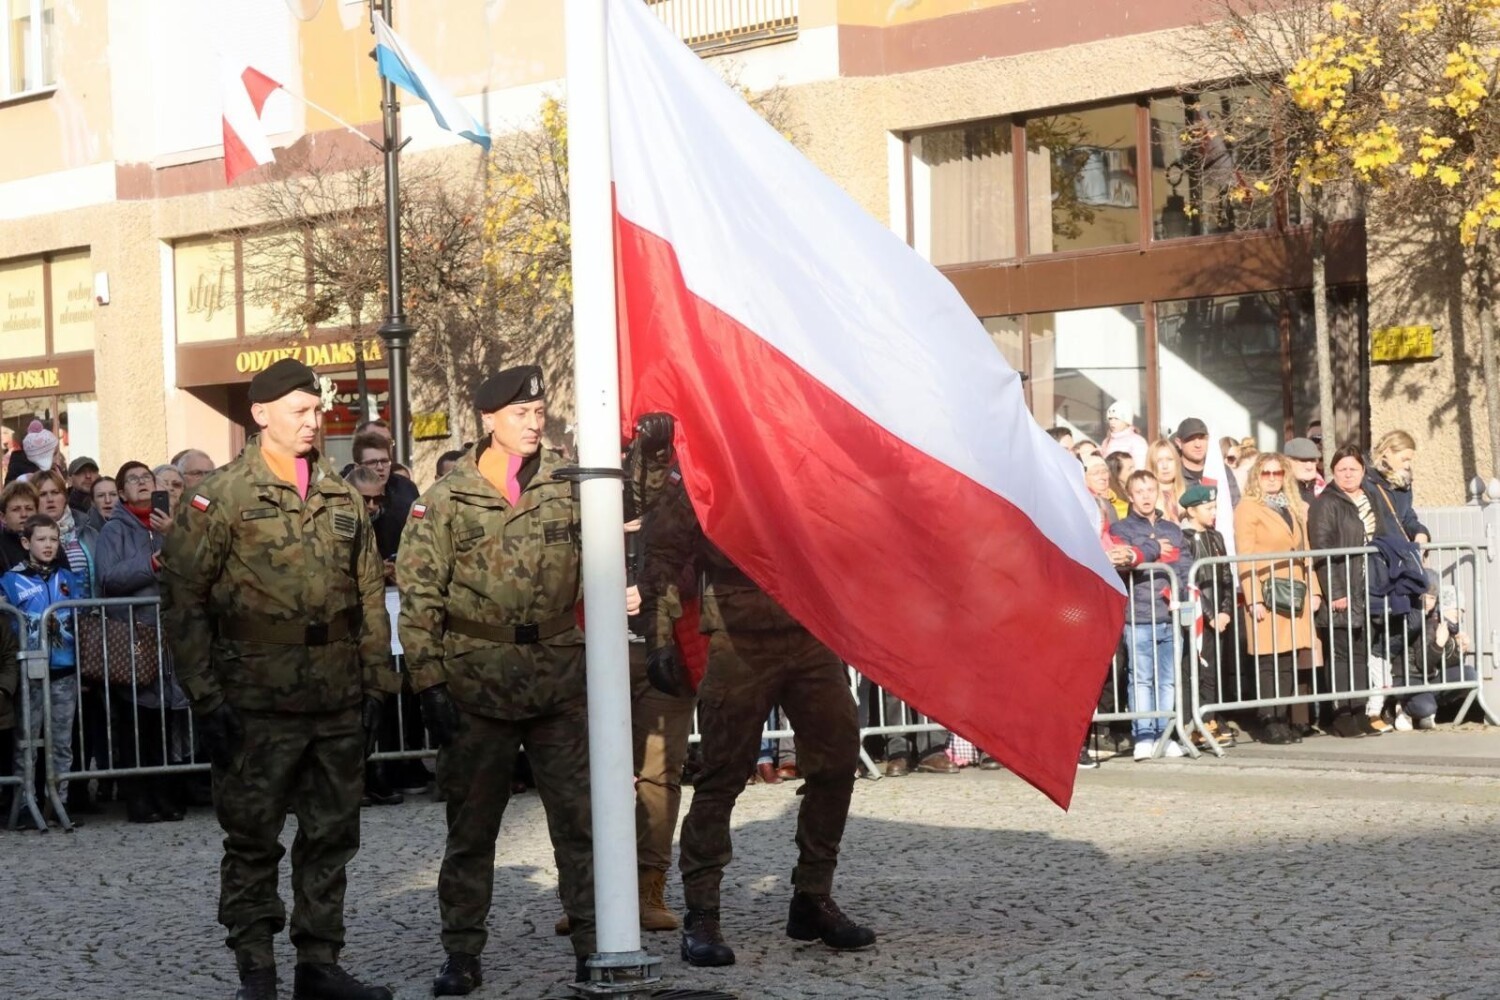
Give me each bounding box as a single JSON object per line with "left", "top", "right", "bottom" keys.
{"left": 199, "top": 701, "right": 244, "bottom": 770}
{"left": 635, "top": 412, "right": 675, "bottom": 453}
{"left": 646, "top": 646, "right": 688, "bottom": 697}
{"left": 361, "top": 696, "right": 383, "bottom": 759}
{"left": 420, "top": 683, "right": 461, "bottom": 749}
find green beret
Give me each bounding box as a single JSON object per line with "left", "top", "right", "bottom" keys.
{"left": 248, "top": 358, "right": 321, "bottom": 404}
{"left": 474, "top": 365, "right": 544, "bottom": 412}
{"left": 1180, "top": 484, "right": 1217, "bottom": 509}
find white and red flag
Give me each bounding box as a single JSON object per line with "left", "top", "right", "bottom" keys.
{"left": 221, "top": 63, "right": 282, "bottom": 184}
{"left": 606, "top": 1, "right": 1125, "bottom": 806}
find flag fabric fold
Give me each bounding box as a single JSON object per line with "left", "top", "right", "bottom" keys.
{"left": 372, "top": 13, "right": 491, "bottom": 153}
{"left": 605, "top": 0, "right": 1126, "bottom": 807}
{"left": 221, "top": 63, "right": 281, "bottom": 184}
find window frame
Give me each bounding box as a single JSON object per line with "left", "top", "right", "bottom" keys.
{"left": 1, "top": 0, "right": 57, "bottom": 104}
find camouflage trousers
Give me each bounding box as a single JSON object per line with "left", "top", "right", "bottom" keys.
{"left": 437, "top": 698, "right": 596, "bottom": 958}
{"left": 630, "top": 643, "right": 696, "bottom": 873}
{"left": 679, "top": 629, "right": 858, "bottom": 910}
{"left": 211, "top": 707, "right": 364, "bottom": 973}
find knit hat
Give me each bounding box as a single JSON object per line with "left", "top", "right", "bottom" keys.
{"left": 22, "top": 423, "right": 58, "bottom": 470}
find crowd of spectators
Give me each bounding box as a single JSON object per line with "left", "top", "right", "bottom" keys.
{"left": 1047, "top": 411, "right": 1473, "bottom": 768}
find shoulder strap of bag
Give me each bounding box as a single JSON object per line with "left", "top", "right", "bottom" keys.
{"left": 1372, "top": 482, "right": 1410, "bottom": 542}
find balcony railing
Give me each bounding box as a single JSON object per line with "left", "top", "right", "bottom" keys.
{"left": 647, "top": 0, "right": 799, "bottom": 56}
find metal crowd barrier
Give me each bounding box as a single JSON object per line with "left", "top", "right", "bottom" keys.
{"left": 1, "top": 602, "right": 48, "bottom": 831}
{"left": 36, "top": 597, "right": 202, "bottom": 832}
{"left": 1094, "top": 561, "right": 1196, "bottom": 760}
{"left": 1185, "top": 542, "right": 1496, "bottom": 757}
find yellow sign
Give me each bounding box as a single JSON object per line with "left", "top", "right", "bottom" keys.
{"left": 50, "top": 251, "right": 95, "bottom": 354}
{"left": 412, "top": 411, "right": 450, "bottom": 441}
{"left": 0, "top": 367, "right": 60, "bottom": 393}
{"left": 1372, "top": 325, "right": 1437, "bottom": 363}
{"left": 174, "top": 238, "right": 238, "bottom": 344}
{"left": 233, "top": 339, "right": 385, "bottom": 375}
{"left": 0, "top": 259, "right": 46, "bottom": 361}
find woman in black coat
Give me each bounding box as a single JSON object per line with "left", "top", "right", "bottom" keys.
{"left": 1308, "top": 444, "right": 1404, "bottom": 737}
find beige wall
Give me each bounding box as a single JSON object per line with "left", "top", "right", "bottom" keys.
{"left": 1366, "top": 209, "right": 1491, "bottom": 505}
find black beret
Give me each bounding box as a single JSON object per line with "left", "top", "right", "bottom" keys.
{"left": 474, "top": 365, "right": 545, "bottom": 412}
{"left": 249, "top": 358, "right": 321, "bottom": 404}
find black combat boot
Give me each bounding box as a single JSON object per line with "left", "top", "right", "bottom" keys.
{"left": 785, "top": 892, "right": 877, "bottom": 950}
{"left": 291, "top": 962, "right": 392, "bottom": 1000}
{"left": 680, "top": 908, "right": 735, "bottom": 967}
{"left": 432, "top": 953, "right": 482, "bottom": 997}
{"left": 575, "top": 956, "right": 590, "bottom": 984}
{"left": 235, "top": 968, "right": 277, "bottom": 1000}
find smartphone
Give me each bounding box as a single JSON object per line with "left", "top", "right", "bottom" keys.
{"left": 151, "top": 490, "right": 171, "bottom": 516}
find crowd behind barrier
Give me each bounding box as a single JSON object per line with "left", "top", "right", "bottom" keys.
{"left": 4, "top": 533, "right": 1490, "bottom": 831}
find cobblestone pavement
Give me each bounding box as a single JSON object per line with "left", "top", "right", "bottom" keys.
{"left": 7, "top": 744, "right": 1500, "bottom": 999}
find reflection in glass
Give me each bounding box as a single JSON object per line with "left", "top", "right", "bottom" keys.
{"left": 1150, "top": 87, "right": 1275, "bottom": 239}
{"left": 911, "top": 123, "right": 1016, "bottom": 265}
{"left": 1028, "top": 305, "right": 1145, "bottom": 442}
{"left": 1026, "top": 104, "right": 1140, "bottom": 254}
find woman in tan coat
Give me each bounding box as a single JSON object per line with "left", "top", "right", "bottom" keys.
{"left": 1234, "top": 452, "right": 1323, "bottom": 744}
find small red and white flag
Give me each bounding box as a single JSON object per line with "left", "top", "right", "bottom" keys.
{"left": 222, "top": 63, "right": 282, "bottom": 184}
{"left": 607, "top": 2, "right": 1125, "bottom": 807}
{"left": 410, "top": 503, "right": 427, "bottom": 521}
{"left": 191, "top": 494, "right": 213, "bottom": 512}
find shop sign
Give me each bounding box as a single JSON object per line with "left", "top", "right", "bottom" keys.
{"left": 413, "top": 412, "right": 450, "bottom": 441}
{"left": 50, "top": 252, "right": 94, "bottom": 353}
{"left": 1371, "top": 324, "right": 1438, "bottom": 363}
{"left": 0, "top": 366, "right": 60, "bottom": 392}
{"left": 233, "top": 338, "right": 385, "bottom": 375}
{"left": 0, "top": 259, "right": 46, "bottom": 361}
{"left": 174, "top": 239, "right": 238, "bottom": 344}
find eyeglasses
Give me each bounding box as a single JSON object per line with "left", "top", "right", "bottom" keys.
{"left": 361, "top": 494, "right": 384, "bottom": 507}
{"left": 360, "top": 458, "right": 392, "bottom": 469}
{"left": 123, "top": 473, "right": 155, "bottom": 486}
{"left": 1260, "top": 469, "right": 1285, "bottom": 479}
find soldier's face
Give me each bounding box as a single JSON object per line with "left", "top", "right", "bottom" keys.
{"left": 252, "top": 392, "right": 323, "bottom": 457}
{"left": 487, "top": 400, "right": 547, "bottom": 458}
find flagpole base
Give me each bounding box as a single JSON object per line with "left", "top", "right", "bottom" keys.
{"left": 569, "top": 950, "right": 662, "bottom": 996}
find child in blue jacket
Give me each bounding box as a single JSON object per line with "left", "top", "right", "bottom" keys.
{"left": 3, "top": 514, "right": 82, "bottom": 808}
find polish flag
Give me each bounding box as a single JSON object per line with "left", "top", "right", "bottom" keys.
{"left": 606, "top": 2, "right": 1125, "bottom": 806}
{"left": 222, "top": 64, "right": 282, "bottom": 184}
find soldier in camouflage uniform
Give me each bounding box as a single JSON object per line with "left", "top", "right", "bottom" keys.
{"left": 160, "top": 359, "right": 397, "bottom": 1000}
{"left": 397, "top": 366, "right": 603, "bottom": 996}
{"left": 639, "top": 454, "right": 877, "bottom": 968}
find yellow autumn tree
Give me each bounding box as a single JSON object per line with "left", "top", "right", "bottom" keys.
{"left": 1284, "top": 0, "right": 1500, "bottom": 474}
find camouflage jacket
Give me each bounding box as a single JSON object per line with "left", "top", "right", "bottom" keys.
{"left": 395, "top": 441, "right": 583, "bottom": 721}
{"left": 638, "top": 464, "right": 802, "bottom": 653}
{"left": 160, "top": 441, "right": 395, "bottom": 715}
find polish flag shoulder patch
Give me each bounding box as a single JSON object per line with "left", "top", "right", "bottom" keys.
{"left": 191, "top": 494, "right": 213, "bottom": 512}
{"left": 411, "top": 503, "right": 427, "bottom": 520}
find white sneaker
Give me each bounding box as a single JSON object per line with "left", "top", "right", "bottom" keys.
{"left": 1416, "top": 714, "right": 1436, "bottom": 730}
{"left": 1394, "top": 707, "right": 1414, "bottom": 732}
{"left": 1133, "top": 740, "right": 1155, "bottom": 762}
{"left": 1162, "top": 740, "right": 1186, "bottom": 758}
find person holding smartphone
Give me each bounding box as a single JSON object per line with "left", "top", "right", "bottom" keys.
{"left": 96, "top": 461, "right": 190, "bottom": 822}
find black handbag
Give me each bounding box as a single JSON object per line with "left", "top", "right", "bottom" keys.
{"left": 1262, "top": 575, "right": 1308, "bottom": 618}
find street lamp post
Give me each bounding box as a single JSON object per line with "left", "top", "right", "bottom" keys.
{"left": 372, "top": 0, "right": 414, "bottom": 465}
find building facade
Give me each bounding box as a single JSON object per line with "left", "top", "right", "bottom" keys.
{"left": 0, "top": 0, "right": 1477, "bottom": 498}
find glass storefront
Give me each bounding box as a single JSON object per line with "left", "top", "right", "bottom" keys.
{"left": 1149, "top": 86, "right": 1275, "bottom": 240}
{"left": 1027, "top": 103, "right": 1141, "bottom": 254}
{"left": 911, "top": 122, "right": 1015, "bottom": 266}
{"left": 1027, "top": 305, "right": 1146, "bottom": 442}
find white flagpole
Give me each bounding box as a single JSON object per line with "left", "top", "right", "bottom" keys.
{"left": 564, "top": 0, "right": 657, "bottom": 987}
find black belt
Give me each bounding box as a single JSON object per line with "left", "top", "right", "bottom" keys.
{"left": 218, "top": 608, "right": 359, "bottom": 646}
{"left": 446, "top": 610, "right": 577, "bottom": 645}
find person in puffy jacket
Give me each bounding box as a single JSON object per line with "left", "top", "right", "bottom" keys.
{"left": 1109, "top": 471, "right": 1193, "bottom": 760}
{"left": 2, "top": 514, "right": 82, "bottom": 809}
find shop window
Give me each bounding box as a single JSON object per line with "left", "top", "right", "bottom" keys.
{"left": 1155, "top": 288, "right": 1364, "bottom": 447}
{"left": 911, "top": 123, "right": 1016, "bottom": 265}
{"left": 1150, "top": 87, "right": 1275, "bottom": 240}
{"left": 982, "top": 315, "right": 1024, "bottom": 373}
{"left": 3, "top": 0, "right": 54, "bottom": 99}
{"left": 1028, "top": 305, "right": 1145, "bottom": 443}
{"left": 0, "top": 258, "right": 46, "bottom": 360}
{"left": 49, "top": 250, "right": 94, "bottom": 354}
{"left": 1025, "top": 103, "right": 1140, "bottom": 254}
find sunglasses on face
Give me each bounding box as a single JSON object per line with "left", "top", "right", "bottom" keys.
{"left": 1260, "top": 469, "right": 1285, "bottom": 479}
